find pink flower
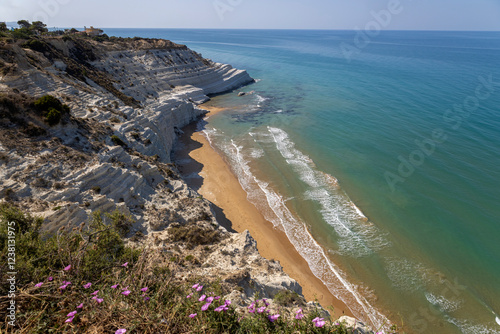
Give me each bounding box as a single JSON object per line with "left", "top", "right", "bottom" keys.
{"left": 115, "top": 329, "right": 127, "bottom": 334}
{"left": 92, "top": 296, "right": 98, "bottom": 300}
{"left": 92, "top": 290, "right": 99, "bottom": 295}
{"left": 199, "top": 294, "right": 206, "bottom": 302}
{"left": 201, "top": 302, "right": 211, "bottom": 311}
{"left": 59, "top": 284, "right": 68, "bottom": 290}
{"left": 268, "top": 314, "right": 280, "bottom": 322}
{"left": 189, "top": 313, "right": 197, "bottom": 318}
{"left": 121, "top": 262, "right": 128, "bottom": 267}
{"left": 214, "top": 296, "right": 221, "bottom": 300}
{"left": 186, "top": 293, "right": 193, "bottom": 299}
{"left": 312, "top": 317, "right": 326, "bottom": 328}
{"left": 206, "top": 296, "right": 214, "bottom": 303}
{"left": 196, "top": 285, "right": 203, "bottom": 292}
{"left": 257, "top": 306, "right": 266, "bottom": 314}
{"left": 224, "top": 300, "right": 231, "bottom": 306}
{"left": 248, "top": 303, "right": 255, "bottom": 313}
{"left": 141, "top": 287, "right": 148, "bottom": 292}
{"left": 64, "top": 265, "right": 71, "bottom": 271}
{"left": 144, "top": 296, "right": 150, "bottom": 301}
{"left": 77, "top": 303, "right": 83, "bottom": 309}
{"left": 84, "top": 283, "right": 92, "bottom": 289}
{"left": 122, "top": 290, "right": 131, "bottom": 296}
{"left": 35, "top": 282, "right": 43, "bottom": 288}
{"left": 47, "top": 276, "right": 53, "bottom": 281}
{"left": 65, "top": 317, "right": 74, "bottom": 323}
{"left": 96, "top": 298, "right": 104, "bottom": 303}
{"left": 67, "top": 311, "right": 77, "bottom": 317}
{"left": 111, "top": 284, "right": 119, "bottom": 289}
{"left": 192, "top": 283, "right": 199, "bottom": 289}
{"left": 295, "top": 308, "right": 304, "bottom": 320}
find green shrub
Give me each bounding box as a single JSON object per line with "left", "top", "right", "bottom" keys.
{"left": 0, "top": 203, "right": 42, "bottom": 234}
{"left": 274, "top": 289, "right": 304, "bottom": 307}
{"left": 61, "top": 104, "right": 70, "bottom": 113}
{"left": 10, "top": 28, "right": 32, "bottom": 40}
{"left": 169, "top": 222, "right": 222, "bottom": 249}
{"left": 45, "top": 107, "right": 61, "bottom": 125}
{"left": 34, "top": 95, "right": 63, "bottom": 112}
{"left": 105, "top": 210, "right": 134, "bottom": 237}
{"left": 22, "top": 39, "right": 48, "bottom": 52}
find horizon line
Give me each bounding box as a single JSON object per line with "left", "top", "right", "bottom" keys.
{"left": 48, "top": 27, "right": 500, "bottom": 33}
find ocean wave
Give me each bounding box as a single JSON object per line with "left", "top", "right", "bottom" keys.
{"left": 267, "top": 126, "right": 389, "bottom": 256}
{"left": 386, "top": 258, "right": 427, "bottom": 292}
{"left": 445, "top": 316, "right": 500, "bottom": 334}
{"left": 425, "top": 292, "right": 462, "bottom": 313}
{"left": 255, "top": 94, "right": 268, "bottom": 104}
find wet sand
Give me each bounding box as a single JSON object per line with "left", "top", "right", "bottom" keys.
{"left": 174, "top": 104, "right": 354, "bottom": 318}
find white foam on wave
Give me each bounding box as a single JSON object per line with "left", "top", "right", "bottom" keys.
{"left": 208, "top": 131, "right": 392, "bottom": 332}
{"left": 249, "top": 148, "right": 265, "bottom": 159}
{"left": 446, "top": 316, "right": 500, "bottom": 334}
{"left": 496, "top": 316, "right": 500, "bottom": 326}
{"left": 267, "top": 127, "right": 389, "bottom": 256}
{"left": 255, "top": 94, "right": 268, "bottom": 103}
{"left": 425, "top": 292, "right": 462, "bottom": 313}
{"left": 385, "top": 258, "right": 430, "bottom": 292}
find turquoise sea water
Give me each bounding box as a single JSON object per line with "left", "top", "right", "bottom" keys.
{"left": 106, "top": 29, "right": 500, "bottom": 333}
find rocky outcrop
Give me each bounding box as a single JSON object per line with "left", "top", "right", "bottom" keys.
{"left": 0, "top": 36, "right": 253, "bottom": 231}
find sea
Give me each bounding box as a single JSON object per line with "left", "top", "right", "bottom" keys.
{"left": 104, "top": 28, "right": 500, "bottom": 334}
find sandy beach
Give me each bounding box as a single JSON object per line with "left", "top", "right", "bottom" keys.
{"left": 174, "top": 104, "right": 354, "bottom": 318}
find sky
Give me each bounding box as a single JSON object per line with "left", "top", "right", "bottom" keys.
{"left": 1, "top": 0, "right": 500, "bottom": 31}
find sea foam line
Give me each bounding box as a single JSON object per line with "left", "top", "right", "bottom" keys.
{"left": 267, "top": 127, "right": 389, "bottom": 256}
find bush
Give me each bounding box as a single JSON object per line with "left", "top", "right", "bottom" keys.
{"left": 106, "top": 210, "right": 134, "bottom": 237}
{"left": 34, "top": 95, "right": 63, "bottom": 112}
{"left": 10, "top": 28, "right": 32, "bottom": 40}
{"left": 274, "top": 289, "right": 304, "bottom": 307}
{"left": 169, "top": 222, "right": 222, "bottom": 249}
{"left": 22, "top": 39, "right": 48, "bottom": 53}
{"left": 0, "top": 203, "right": 42, "bottom": 234}
{"left": 45, "top": 107, "right": 61, "bottom": 126}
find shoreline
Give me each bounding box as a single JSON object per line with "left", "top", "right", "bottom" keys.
{"left": 174, "top": 103, "right": 354, "bottom": 319}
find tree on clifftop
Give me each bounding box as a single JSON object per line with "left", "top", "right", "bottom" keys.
{"left": 0, "top": 22, "right": 7, "bottom": 32}
{"left": 17, "top": 20, "right": 30, "bottom": 29}
{"left": 30, "top": 21, "right": 48, "bottom": 34}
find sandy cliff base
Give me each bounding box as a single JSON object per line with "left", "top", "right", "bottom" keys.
{"left": 174, "top": 105, "right": 354, "bottom": 319}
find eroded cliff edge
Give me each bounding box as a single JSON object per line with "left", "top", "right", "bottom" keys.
{"left": 0, "top": 35, "right": 373, "bottom": 333}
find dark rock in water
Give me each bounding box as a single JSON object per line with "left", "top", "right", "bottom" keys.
{"left": 238, "top": 92, "right": 246, "bottom": 97}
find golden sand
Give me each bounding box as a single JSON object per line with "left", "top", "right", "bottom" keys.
{"left": 175, "top": 104, "right": 354, "bottom": 318}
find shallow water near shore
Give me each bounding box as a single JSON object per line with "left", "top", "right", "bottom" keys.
{"left": 107, "top": 28, "right": 500, "bottom": 333}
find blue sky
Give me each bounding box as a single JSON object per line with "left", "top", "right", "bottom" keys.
{"left": 1, "top": 0, "right": 499, "bottom": 31}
